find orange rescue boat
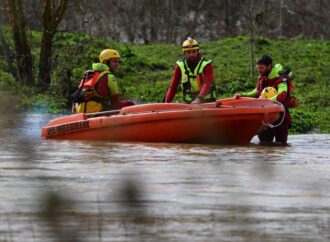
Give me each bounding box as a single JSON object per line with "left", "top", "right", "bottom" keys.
{"left": 41, "top": 97, "right": 284, "bottom": 145}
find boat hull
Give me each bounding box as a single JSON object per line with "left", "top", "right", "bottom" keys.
{"left": 42, "top": 98, "right": 284, "bottom": 145}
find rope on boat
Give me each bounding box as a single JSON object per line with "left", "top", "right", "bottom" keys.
{"left": 262, "top": 100, "right": 286, "bottom": 128}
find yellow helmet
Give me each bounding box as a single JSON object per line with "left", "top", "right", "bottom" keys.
{"left": 99, "top": 49, "right": 121, "bottom": 63}
{"left": 182, "top": 37, "right": 199, "bottom": 52}
{"left": 261, "top": 87, "right": 277, "bottom": 99}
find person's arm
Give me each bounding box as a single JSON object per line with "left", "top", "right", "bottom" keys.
{"left": 271, "top": 82, "right": 287, "bottom": 102}
{"left": 107, "top": 74, "right": 124, "bottom": 109}
{"left": 242, "top": 88, "right": 257, "bottom": 97}
{"left": 111, "top": 94, "right": 134, "bottom": 109}
{"left": 110, "top": 94, "right": 121, "bottom": 109}
{"left": 235, "top": 77, "right": 259, "bottom": 99}
{"left": 198, "top": 63, "right": 214, "bottom": 97}
{"left": 165, "top": 66, "right": 181, "bottom": 103}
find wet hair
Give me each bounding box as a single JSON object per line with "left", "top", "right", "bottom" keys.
{"left": 257, "top": 55, "right": 272, "bottom": 66}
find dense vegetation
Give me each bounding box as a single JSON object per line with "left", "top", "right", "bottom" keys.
{"left": 0, "top": 28, "right": 329, "bottom": 133}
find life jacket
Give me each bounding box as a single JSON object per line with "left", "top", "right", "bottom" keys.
{"left": 72, "top": 70, "right": 109, "bottom": 113}
{"left": 78, "top": 70, "right": 110, "bottom": 99}
{"left": 72, "top": 62, "right": 121, "bottom": 113}
{"left": 176, "top": 58, "right": 216, "bottom": 102}
{"left": 257, "top": 64, "right": 297, "bottom": 108}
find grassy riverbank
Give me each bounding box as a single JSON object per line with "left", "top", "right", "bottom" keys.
{"left": 0, "top": 29, "right": 329, "bottom": 133}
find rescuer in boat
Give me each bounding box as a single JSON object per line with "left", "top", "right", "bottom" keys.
{"left": 235, "top": 55, "right": 297, "bottom": 145}
{"left": 164, "top": 37, "right": 217, "bottom": 104}
{"left": 72, "top": 49, "right": 134, "bottom": 113}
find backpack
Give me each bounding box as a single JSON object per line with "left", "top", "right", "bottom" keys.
{"left": 279, "top": 68, "right": 298, "bottom": 108}
{"left": 72, "top": 70, "right": 108, "bottom": 103}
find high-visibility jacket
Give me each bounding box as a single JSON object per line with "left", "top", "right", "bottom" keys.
{"left": 176, "top": 58, "right": 216, "bottom": 102}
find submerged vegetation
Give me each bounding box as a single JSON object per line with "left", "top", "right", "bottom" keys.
{"left": 0, "top": 28, "right": 329, "bottom": 133}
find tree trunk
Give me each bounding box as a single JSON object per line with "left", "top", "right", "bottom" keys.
{"left": 249, "top": 29, "right": 255, "bottom": 81}
{"left": 279, "top": 0, "right": 284, "bottom": 37}
{"left": 38, "top": 0, "right": 68, "bottom": 90}
{"left": 0, "top": 26, "right": 17, "bottom": 79}
{"left": 7, "top": 0, "right": 35, "bottom": 85}
{"left": 39, "top": 32, "right": 53, "bottom": 89}
{"left": 249, "top": 5, "right": 255, "bottom": 81}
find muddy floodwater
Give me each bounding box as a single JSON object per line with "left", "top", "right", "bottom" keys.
{"left": 0, "top": 113, "right": 329, "bottom": 241}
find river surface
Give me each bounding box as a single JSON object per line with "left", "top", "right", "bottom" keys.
{"left": 0, "top": 113, "right": 329, "bottom": 242}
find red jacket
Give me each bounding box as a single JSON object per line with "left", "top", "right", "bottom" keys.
{"left": 95, "top": 75, "right": 134, "bottom": 109}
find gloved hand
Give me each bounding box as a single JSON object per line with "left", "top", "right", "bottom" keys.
{"left": 191, "top": 96, "right": 204, "bottom": 104}
{"left": 234, "top": 93, "right": 242, "bottom": 99}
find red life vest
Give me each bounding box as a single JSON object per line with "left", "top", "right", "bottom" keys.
{"left": 78, "top": 70, "right": 110, "bottom": 98}
{"left": 257, "top": 75, "right": 293, "bottom": 95}
{"left": 257, "top": 73, "right": 296, "bottom": 108}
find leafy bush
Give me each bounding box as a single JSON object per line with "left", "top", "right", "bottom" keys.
{"left": 290, "top": 109, "right": 314, "bottom": 134}
{"left": 29, "top": 93, "right": 69, "bottom": 114}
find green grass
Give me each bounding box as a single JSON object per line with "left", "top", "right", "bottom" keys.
{"left": 0, "top": 28, "right": 329, "bottom": 133}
